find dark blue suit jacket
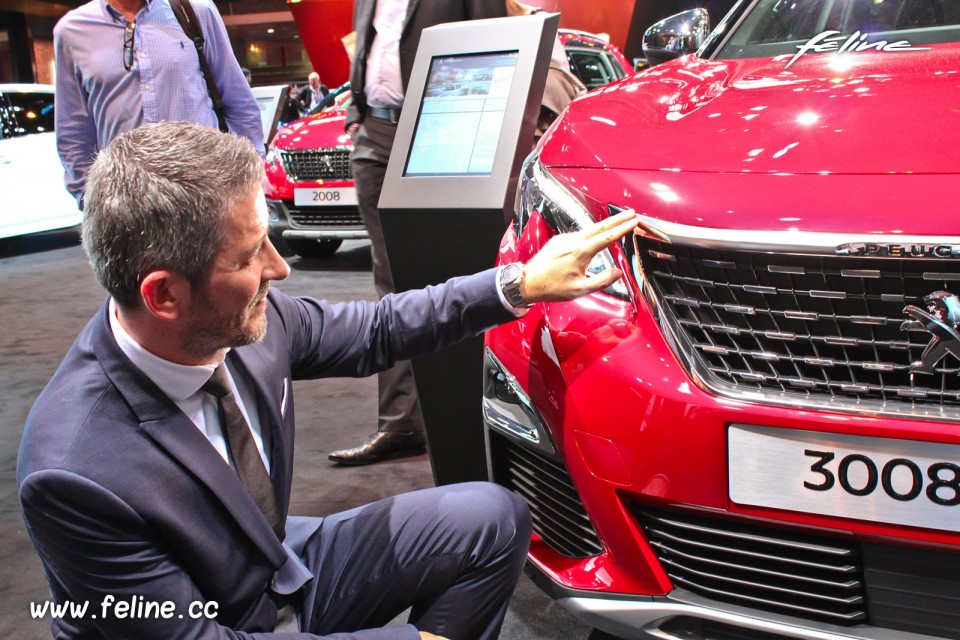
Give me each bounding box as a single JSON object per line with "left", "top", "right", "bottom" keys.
{"left": 17, "top": 269, "right": 511, "bottom": 639}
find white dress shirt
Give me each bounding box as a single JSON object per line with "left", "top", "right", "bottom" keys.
{"left": 365, "top": 0, "right": 409, "bottom": 109}
{"left": 108, "top": 300, "right": 271, "bottom": 472}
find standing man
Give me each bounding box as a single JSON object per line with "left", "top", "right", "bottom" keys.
{"left": 18, "top": 121, "right": 640, "bottom": 639}
{"left": 329, "top": 0, "right": 509, "bottom": 466}
{"left": 297, "top": 72, "right": 330, "bottom": 114}
{"left": 54, "top": 0, "right": 263, "bottom": 204}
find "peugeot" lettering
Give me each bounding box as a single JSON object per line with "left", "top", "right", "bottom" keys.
{"left": 836, "top": 243, "right": 960, "bottom": 258}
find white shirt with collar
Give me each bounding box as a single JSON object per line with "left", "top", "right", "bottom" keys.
{"left": 108, "top": 300, "right": 272, "bottom": 472}
{"left": 365, "top": 0, "right": 409, "bottom": 110}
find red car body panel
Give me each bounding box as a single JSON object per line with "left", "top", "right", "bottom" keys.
{"left": 541, "top": 44, "right": 960, "bottom": 177}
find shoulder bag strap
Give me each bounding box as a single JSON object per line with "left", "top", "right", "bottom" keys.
{"left": 169, "top": 0, "right": 229, "bottom": 133}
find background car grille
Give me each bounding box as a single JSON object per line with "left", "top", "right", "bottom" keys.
{"left": 636, "top": 238, "right": 960, "bottom": 416}
{"left": 633, "top": 505, "right": 960, "bottom": 638}
{"left": 488, "top": 431, "right": 603, "bottom": 558}
{"left": 279, "top": 149, "right": 353, "bottom": 182}
{"left": 286, "top": 205, "right": 362, "bottom": 227}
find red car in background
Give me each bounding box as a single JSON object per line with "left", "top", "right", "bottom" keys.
{"left": 484, "top": 2, "right": 960, "bottom": 639}
{"left": 264, "top": 32, "right": 631, "bottom": 259}
{"left": 264, "top": 84, "right": 363, "bottom": 259}
{"left": 558, "top": 29, "right": 631, "bottom": 89}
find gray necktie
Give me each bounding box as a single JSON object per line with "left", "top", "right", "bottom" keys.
{"left": 203, "top": 365, "right": 284, "bottom": 539}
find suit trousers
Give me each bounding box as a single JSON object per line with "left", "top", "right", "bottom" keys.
{"left": 350, "top": 116, "right": 425, "bottom": 435}
{"left": 295, "top": 482, "right": 532, "bottom": 639}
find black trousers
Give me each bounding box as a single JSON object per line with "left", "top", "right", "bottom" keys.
{"left": 295, "top": 482, "right": 532, "bottom": 639}
{"left": 350, "top": 116, "right": 425, "bottom": 435}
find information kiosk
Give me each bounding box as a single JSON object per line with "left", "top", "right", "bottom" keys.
{"left": 379, "top": 13, "right": 559, "bottom": 485}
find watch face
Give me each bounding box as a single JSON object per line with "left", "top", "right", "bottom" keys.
{"left": 501, "top": 263, "right": 521, "bottom": 284}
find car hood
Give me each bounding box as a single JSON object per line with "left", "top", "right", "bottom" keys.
{"left": 272, "top": 109, "right": 351, "bottom": 151}
{"left": 541, "top": 43, "right": 960, "bottom": 176}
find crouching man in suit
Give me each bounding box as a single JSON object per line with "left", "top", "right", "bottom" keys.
{"left": 17, "top": 121, "right": 639, "bottom": 640}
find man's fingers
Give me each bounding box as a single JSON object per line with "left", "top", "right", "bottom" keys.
{"left": 583, "top": 209, "right": 638, "bottom": 238}
{"left": 578, "top": 210, "right": 640, "bottom": 254}
{"left": 579, "top": 267, "right": 623, "bottom": 296}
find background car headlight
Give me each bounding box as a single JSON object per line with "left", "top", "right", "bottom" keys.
{"left": 515, "top": 154, "right": 629, "bottom": 299}
{"left": 265, "top": 146, "right": 281, "bottom": 172}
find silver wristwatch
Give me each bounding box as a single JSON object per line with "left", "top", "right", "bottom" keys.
{"left": 499, "top": 262, "right": 529, "bottom": 309}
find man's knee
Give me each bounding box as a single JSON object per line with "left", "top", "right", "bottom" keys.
{"left": 441, "top": 482, "right": 531, "bottom": 556}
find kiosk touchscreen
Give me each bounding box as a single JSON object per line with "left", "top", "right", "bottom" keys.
{"left": 404, "top": 51, "right": 518, "bottom": 177}
{"left": 378, "top": 14, "right": 559, "bottom": 485}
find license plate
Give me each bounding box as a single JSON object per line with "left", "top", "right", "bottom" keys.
{"left": 729, "top": 424, "right": 960, "bottom": 533}
{"left": 293, "top": 187, "right": 357, "bottom": 207}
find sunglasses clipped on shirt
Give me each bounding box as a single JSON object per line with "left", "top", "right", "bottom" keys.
{"left": 123, "top": 21, "right": 137, "bottom": 71}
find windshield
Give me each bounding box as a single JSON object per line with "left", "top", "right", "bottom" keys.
{"left": 716, "top": 0, "right": 960, "bottom": 59}
{"left": 1, "top": 91, "right": 55, "bottom": 137}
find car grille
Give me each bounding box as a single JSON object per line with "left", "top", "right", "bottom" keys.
{"left": 636, "top": 237, "right": 960, "bottom": 418}
{"left": 279, "top": 148, "right": 352, "bottom": 182}
{"left": 286, "top": 204, "right": 362, "bottom": 228}
{"left": 634, "top": 506, "right": 960, "bottom": 637}
{"left": 488, "top": 431, "right": 603, "bottom": 558}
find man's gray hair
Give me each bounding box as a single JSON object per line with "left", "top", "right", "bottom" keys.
{"left": 82, "top": 122, "right": 265, "bottom": 309}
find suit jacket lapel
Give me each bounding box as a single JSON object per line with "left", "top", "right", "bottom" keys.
{"left": 91, "top": 302, "right": 287, "bottom": 568}
{"left": 403, "top": 0, "right": 421, "bottom": 35}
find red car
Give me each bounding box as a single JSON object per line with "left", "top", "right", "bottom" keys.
{"left": 558, "top": 29, "right": 631, "bottom": 89}
{"left": 484, "top": 2, "right": 960, "bottom": 639}
{"left": 264, "top": 33, "right": 631, "bottom": 259}
{"left": 264, "top": 84, "right": 364, "bottom": 259}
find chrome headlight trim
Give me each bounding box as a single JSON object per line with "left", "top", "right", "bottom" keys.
{"left": 516, "top": 155, "right": 629, "bottom": 299}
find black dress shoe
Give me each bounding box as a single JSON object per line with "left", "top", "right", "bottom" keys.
{"left": 328, "top": 431, "right": 427, "bottom": 465}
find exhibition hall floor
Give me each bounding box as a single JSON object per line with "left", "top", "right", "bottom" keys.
{"left": 0, "top": 235, "right": 594, "bottom": 639}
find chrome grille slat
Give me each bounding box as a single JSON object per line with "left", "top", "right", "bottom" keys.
{"left": 506, "top": 444, "right": 587, "bottom": 507}
{"left": 667, "top": 575, "right": 866, "bottom": 623}
{"left": 637, "top": 238, "right": 960, "bottom": 415}
{"left": 658, "top": 557, "right": 864, "bottom": 603}
{"left": 635, "top": 507, "right": 867, "bottom": 624}
{"left": 693, "top": 341, "right": 912, "bottom": 373}
{"left": 647, "top": 530, "right": 857, "bottom": 573}
{"left": 488, "top": 432, "right": 602, "bottom": 558}
{"left": 279, "top": 148, "right": 353, "bottom": 182}
{"left": 633, "top": 505, "right": 960, "bottom": 637}
{"left": 647, "top": 515, "right": 857, "bottom": 557}
{"left": 652, "top": 544, "right": 860, "bottom": 588}
{"left": 506, "top": 468, "right": 597, "bottom": 534}
{"left": 286, "top": 205, "right": 363, "bottom": 228}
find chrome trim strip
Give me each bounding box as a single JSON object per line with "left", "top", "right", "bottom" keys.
{"left": 559, "top": 591, "right": 932, "bottom": 640}
{"left": 634, "top": 213, "right": 960, "bottom": 256}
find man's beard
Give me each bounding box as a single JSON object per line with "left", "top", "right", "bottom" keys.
{"left": 181, "top": 283, "right": 270, "bottom": 360}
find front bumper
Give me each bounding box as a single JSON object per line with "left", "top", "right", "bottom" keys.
{"left": 483, "top": 323, "right": 960, "bottom": 640}
{"left": 266, "top": 198, "right": 368, "bottom": 243}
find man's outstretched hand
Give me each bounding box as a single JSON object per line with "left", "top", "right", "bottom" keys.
{"left": 520, "top": 209, "right": 640, "bottom": 304}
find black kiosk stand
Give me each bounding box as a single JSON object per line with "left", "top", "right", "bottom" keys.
{"left": 378, "top": 14, "right": 559, "bottom": 485}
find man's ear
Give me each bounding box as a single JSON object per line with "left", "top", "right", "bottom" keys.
{"left": 140, "top": 270, "right": 192, "bottom": 321}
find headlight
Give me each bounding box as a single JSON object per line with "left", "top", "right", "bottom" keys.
{"left": 515, "top": 154, "right": 629, "bottom": 299}
{"left": 265, "top": 146, "right": 281, "bottom": 172}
